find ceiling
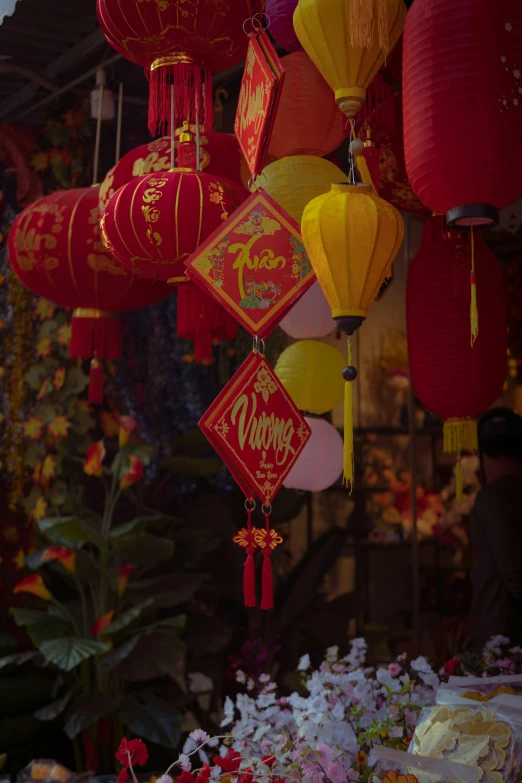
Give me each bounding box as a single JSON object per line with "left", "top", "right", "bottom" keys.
{"left": 0, "top": 0, "right": 520, "bottom": 259}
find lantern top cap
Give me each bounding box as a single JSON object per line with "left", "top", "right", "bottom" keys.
{"left": 331, "top": 182, "right": 371, "bottom": 194}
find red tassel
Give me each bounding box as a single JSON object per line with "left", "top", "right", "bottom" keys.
{"left": 71, "top": 311, "right": 121, "bottom": 360}
{"left": 260, "top": 549, "right": 273, "bottom": 611}
{"left": 177, "top": 282, "right": 237, "bottom": 364}
{"left": 244, "top": 545, "right": 256, "bottom": 607}
{"left": 88, "top": 359, "right": 104, "bottom": 405}
{"left": 147, "top": 58, "right": 213, "bottom": 137}
{"left": 358, "top": 72, "right": 395, "bottom": 139}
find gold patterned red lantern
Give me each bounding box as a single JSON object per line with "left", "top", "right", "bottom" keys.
{"left": 96, "top": 0, "right": 247, "bottom": 136}
{"left": 99, "top": 130, "right": 248, "bottom": 213}
{"left": 101, "top": 170, "right": 248, "bottom": 283}
{"left": 8, "top": 187, "right": 171, "bottom": 401}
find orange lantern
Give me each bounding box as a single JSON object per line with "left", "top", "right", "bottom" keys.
{"left": 96, "top": 0, "right": 247, "bottom": 136}
{"left": 8, "top": 187, "right": 171, "bottom": 401}
{"left": 101, "top": 170, "right": 247, "bottom": 283}
{"left": 268, "top": 52, "right": 346, "bottom": 159}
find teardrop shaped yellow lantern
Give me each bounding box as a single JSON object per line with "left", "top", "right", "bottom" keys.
{"left": 293, "top": 0, "right": 406, "bottom": 118}
{"left": 301, "top": 182, "right": 404, "bottom": 487}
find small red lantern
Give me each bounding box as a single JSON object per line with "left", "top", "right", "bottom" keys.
{"left": 407, "top": 217, "right": 506, "bottom": 493}
{"left": 101, "top": 170, "right": 247, "bottom": 283}
{"left": 8, "top": 187, "right": 171, "bottom": 400}
{"left": 99, "top": 131, "right": 248, "bottom": 213}
{"left": 96, "top": 0, "right": 247, "bottom": 136}
{"left": 403, "top": 0, "right": 522, "bottom": 227}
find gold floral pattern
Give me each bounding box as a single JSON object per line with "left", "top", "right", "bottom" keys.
{"left": 254, "top": 366, "right": 277, "bottom": 403}
{"left": 141, "top": 177, "right": 168, "bottom": 247}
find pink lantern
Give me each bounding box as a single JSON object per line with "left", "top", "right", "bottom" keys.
{"left": 266, "top": 0, "right": 302, "bottom": 53}
{"left": 279, "top": 281, "right": 336, "bottom": 339}
{"left": 284, "top": 417, "right": 343, "bottom": 492}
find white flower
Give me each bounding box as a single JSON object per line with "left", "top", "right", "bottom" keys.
{"left": 298, "top": 654, "right": 311, "bottom": 671}
{"left": 176, "top": 754, "right": 192, "bottom": 772}
{"left": 514, "top": 70, "right": 521, "bottom": 79}
{"left": 501, "top": 56, "right": 507, "bottom": 62}
{"left": 410, "top": 656, "right": 431, "bottom": 673}
{"left": 190, "top": 728, "right": 210, "bottom": 746}
{"left": 505, "top": 22, "right": 512, "bottom": 31}
{"left": 389, "top": 726, "right": 403, "bottom": 738}
{"left": 188, "top": 672, "right": 213, "bottom": 694}
{"left": 222, "top": 696, "right": 235, "bottom": 726}
{"left": 156, "top": 776, "right": 173, "bottom": 783}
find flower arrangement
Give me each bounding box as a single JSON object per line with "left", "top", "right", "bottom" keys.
{"left": 441, "top": 636, "right": 522, "bottom": 679}
{"left": 123, "top": 641, "right": 439, "bottom": 783}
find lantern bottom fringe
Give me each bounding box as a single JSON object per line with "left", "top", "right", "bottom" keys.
{"left": 177, "top": 282, "right": 238, "bottom": 364}
{"left": 443, "top": 418, "right": 478, "bottom": 454}
{"left": 147, "top": 59, "right": 213, "bottom": 138}
{"left": 71, "top": 313, "right": 122, "bottom": 360}
{"left": 88, "top": 359, "right": 104, "bottom": 405}
{"left": 260, "top": 550, "right": 274, "bottom": 611}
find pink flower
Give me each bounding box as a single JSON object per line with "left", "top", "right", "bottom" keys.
{"left": 326, "top": 763, "right": 346, "bottom": 783}
{"left": 388, "top": 663, "right": 401, "bottom": 677}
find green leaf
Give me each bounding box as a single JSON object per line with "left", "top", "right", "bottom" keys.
{"left": 111, "top": 534, "right": 174, "bottom": 565}
{"left": 160, "top": 456, "right": 222, "bottom": 478}
{"left": 99, "top": 599, "right": 155, "bottom": 638}
{"left": 10, "top": 608, "right": 49, "bottom": 627}
{"left": 115, "top": 630, "right": 185, "bottom": 681}
{"left": 0, "top": 651, "right": 39, "bottom": 670}
{"left": 39, "top": 638, "right": 110, "bottom": 672}
{"left": 143, "top": 615, "right": 186, "bottom": 635}
{"left": 39, "top": 320, "right": 58, "bottom": 339}
{"left": 129, "top": 574, "right": 205, "bottom": 608}
{"left": 64, "top": 367, "right": 89, "bottom": 396}
{"left": 129, "top": 444, "right": 156, "bottom": 467}
{"left": 24, "top": 365, "right": 48, "bottom": 392}
{"left": 47, "top": 480, "right": 68, "bottom": 507}
{"left": 34, "top": 690, "right": 73, "bottom": 721}
{"left": 239, "top": 295, "right": 261, "bottom": 309}
{"left": 97, "top": 636, "right": 140, "bottom": 672}
{"left": 110, "top": 518, "right": 149, "bottom": 539}
{"left": 33, "top": 403, "right": 62, "bottom": 424}
{"left": 63, "top": 693, "right": 120, "bottom": 739}
{"left": 120, "top": 692, "right": 181, "bottom": 747}
{"left": 28, "top": 617, "right": 74, "bottom": 646}
{"left": 39, "top": 516, "right": 106, "bottom": 550}
{"left": 25, "top": 442, "right": 46, "bottom": 468}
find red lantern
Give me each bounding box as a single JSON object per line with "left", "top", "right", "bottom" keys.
{"left": 101, "top": 170, "right": 248, "bottom": 283}
{"left": 268, "top": 52, "right": 346, "bottom": 159}
{"left": 96, "top": 0, "right": 247, "bottom": 136}
{"left": 407, "top": 217, "right": 506, "bottom": 492}
{"left": 8, "top": 187, "right": 171, "bottom": 400}
{"left": 403, "top": 0, "right": 522, "bottom": 227}
{"left": 99, "top": 131, "right": 248, "bottom": 213}
{"left": 266, "top": 0, "right": 302, "bottom": 53}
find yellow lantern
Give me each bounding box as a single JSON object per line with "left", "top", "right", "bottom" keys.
{"left": 252, "top": 156, "right": 345, "bottom": 223}
{"left": 301, "top": 182, "right": 404, "bottom": 486}
{"left": 293, "top": 0, "right": 406, "bottom": 118}
{"left": 275, "top": 340, "right": 345, "bottom": 415}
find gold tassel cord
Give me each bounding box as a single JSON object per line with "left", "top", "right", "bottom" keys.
{"left": 470, "top": 226, "right": 479, "bottom": 345}
{"left": 349, "top": 0, "right": 374, "bottom": 49}
{"left": 343, "top": 338, "right": 355, "bottom": 492}
{"left": 443, "top": 418, "right": 478, "bottom": 500}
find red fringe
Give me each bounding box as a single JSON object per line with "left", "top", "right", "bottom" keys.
{"left": 177, "top": 282, "right": 238, "bottom": 364}
{"left": 260, "top": 550, "right": 273, "bottom": 611}
{"left": 88, "top": 359, "right": 104, "bottom": 405}
{"left": 362, "top": 146, "right": 381, "bottom": 189}
{"left": 70, "top": 315, "right": 121, "bottom": 360}
{"left": 147, "top": 61, "right": 213, "bottom": 137}
{"left": 244, "top": 547, "right": 257, "bottom": 608}
{"left": 358, "top": 73, "right": 395, "bottom": 138}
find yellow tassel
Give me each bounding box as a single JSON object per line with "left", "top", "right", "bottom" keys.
{"left": 444, "top": 419, "right": 478, "bottom": 501}
{"left": 470, "top": 226, "right": 479, "bottom": 346}
{"left": 378, "top": 0, "right": 389, "bottom": 50}
{"left": 343, "top": 339, "right": 355, "bottom": 492}
{"left": 349, "top": 0, "right": 374, "bottom": 49}
{"left": 355, "top": 154, "right": 375, "bottom": 188}
{"left": 456, "top": 456, "right": 463, "bottom": 500}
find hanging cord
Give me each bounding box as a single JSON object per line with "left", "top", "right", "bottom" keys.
{"left": 92, "top": 80, "right": 104, "bottom": 185}
{"left": 470, "top": 226, "right": 479, "bottom": 345}
{"left": 170, "top": 83, "right": 175, "bottom": 169}
{"left": 115, "top": 82, "right": 123, "bottom": 165}
{"left": 343, "top": 337, "right": 355, "bottom": 492}
{"left": 347, "top": 119, "right": 357, "bottom": 185}
{"left": 244, "top": 499, "right": 257, "bottom": 607}
{"left": 260, "top": 504, "right": 274, "bottom": 610}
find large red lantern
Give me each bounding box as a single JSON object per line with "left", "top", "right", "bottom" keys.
{"left": 407, "top": 217, "right": 506, "bottom": 493}
{"left": 403, "top": 0, "right": 522, "bottom": 227}
{"left": 101, "top": 170, "right": 247, "bottom": 283}
{"left": 8, "top": 187, "right": 171, "bottom": 399}
{"left": 99, "top": 131, "right": 248, "bottom": 213}
{"left": 96, "top": 0, "right": 247, "bottom": 136}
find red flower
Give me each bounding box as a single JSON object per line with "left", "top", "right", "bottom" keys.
{"left": 117, "top": 770, "right": 129, "bottom": 783}
{"left": 195, "top": 765, "right": 211, "bottom": 783}
{"left": 177, "top": 774, "right": 195, "bottom": 783}
{"left": 444, "top": 656, "right": 460, "bottom": 676}
{"left": 120, "top": 456, "right": 144, "bottom": 490}
{"left": 213, "top": 749, "right": 242, "bottom": 773}
{"left": 41, "top": 546, "right": 76, "bottom": 574}
{"left": 238, "top": 769, "right": 256, "bottom": 783}
{"left": 116, "top": 563, "right": 137, "bottom": 598}
{"left": 91, "top": 610, "right": 115, "bottom": 637}
{"left": 115, "top": 737, "right": 148, "bottom": 768}
{"left": 262, "top": 755, "right": 276, "bottom": 768}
